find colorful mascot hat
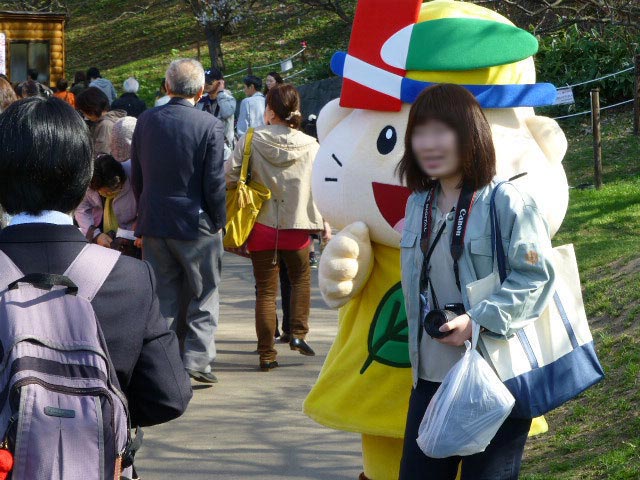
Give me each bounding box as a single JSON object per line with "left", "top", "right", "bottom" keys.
{"left": 333, "top": 0, "right": 558, "bottom": 111}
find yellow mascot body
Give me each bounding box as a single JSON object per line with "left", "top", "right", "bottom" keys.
{"left": 304, "top": 1, "right": 569, "bottom": 478}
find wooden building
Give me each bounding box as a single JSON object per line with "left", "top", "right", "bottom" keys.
{"left": 0, "top": 10, "right": 67, "bottom": 87}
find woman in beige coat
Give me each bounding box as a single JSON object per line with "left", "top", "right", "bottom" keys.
{"left": 227, "top": 84, "right": 326, "bottom": 371}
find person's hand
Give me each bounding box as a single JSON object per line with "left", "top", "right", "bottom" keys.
{"left": 209, "top": 81, "right": 222, "bottom": 99}
{"left": 96, "top": 233, "right": 113, "bottom": 248}
{"left": 436, "top": 314, "right": 472, "bottom": 347}
{"left": 134, "top": 237, "right": 143, "bottom": 249}
{"left": 321, "top": 221, "right": 332, "bottom": 243}
{"left": 225, "top": 244, "right": 250, "bottom": 258}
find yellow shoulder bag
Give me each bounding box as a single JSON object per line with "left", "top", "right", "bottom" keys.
{"left": 223, "top": 128, "right": 271, "bottom": 248}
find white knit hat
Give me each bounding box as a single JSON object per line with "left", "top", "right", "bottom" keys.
{"left": 110, "top": 116, "right": 137, "bottom": 162}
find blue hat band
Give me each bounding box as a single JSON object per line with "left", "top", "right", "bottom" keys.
{"left": 331, "top": 52, "right": 557, "bottom": 109}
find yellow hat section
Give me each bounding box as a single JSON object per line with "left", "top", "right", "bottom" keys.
{"left": 406, "top": 0, "right": 537, "bottom": 86}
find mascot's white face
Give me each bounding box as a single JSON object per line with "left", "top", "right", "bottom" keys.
{"left": 312, "top": 100, "right": 569, "bottom": 248}
{"left": 312, "top": 102, "right": 413, "bottom": 248}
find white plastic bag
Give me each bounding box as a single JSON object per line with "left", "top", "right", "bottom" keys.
{"left": 416, "top": 322, "right": 515, "bottom": 458}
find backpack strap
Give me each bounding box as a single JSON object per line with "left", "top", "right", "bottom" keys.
{"left": 0, "top": 250, "right": 25, "bottom": 290}
{"left": 63, "top": 244, "right": 121, "bottom": 301}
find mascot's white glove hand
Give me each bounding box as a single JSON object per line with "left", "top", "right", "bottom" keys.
{"left": 318, "top": 221, "right": 373, "bottom": 309}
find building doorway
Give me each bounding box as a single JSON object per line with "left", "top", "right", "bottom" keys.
{"left": 9, "top": 41, "right": 50, "bottom": 83}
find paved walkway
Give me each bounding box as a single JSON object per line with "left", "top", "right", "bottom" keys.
{"left": 136, "top": 253, "right": 363, "bottom": 479}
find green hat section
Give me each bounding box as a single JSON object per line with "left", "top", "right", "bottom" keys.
{"left": 382, "top": 18, "right": 539, "bottom": 72}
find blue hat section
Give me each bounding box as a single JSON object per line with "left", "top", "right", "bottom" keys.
{"left": 331, "top": 51, "right": 558, "bottom": 108}
{"left": 330, "top": 52, "right": 346, "bottom": 77}
{"left": 401, "top": 77, "right": 557, "bottom": 108}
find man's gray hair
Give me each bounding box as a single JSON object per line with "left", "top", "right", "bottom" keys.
{"left": 123, "top": 77, "right": 139, "bottom": 94}
{"left": 165, "top": 59, "right": 205, "bottom": 98}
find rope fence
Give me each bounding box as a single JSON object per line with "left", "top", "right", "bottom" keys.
{"left": 552, "top": 63, "right": 637, "bottom": 121}
{"left": 554, "top": 98, "right": 634, "bottom": 120}
{"left": 224, "top": 47, "right": 307, "bottom": 82}
{"left": 561, "top": 66, "right": 634, "bottom": 89}
{"left": 551, "top": 54, "right": 640, "bottom": 189}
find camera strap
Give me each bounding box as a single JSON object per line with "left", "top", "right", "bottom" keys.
{"left": 420, "top": 183, "right": 478, "bottom": 296}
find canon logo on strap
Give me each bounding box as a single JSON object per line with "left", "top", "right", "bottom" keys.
{"left": 455, "top": 209, "right": 467, "bottom": 237}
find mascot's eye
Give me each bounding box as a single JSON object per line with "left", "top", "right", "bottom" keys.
{"left": 377, "top": 126, "right": 397, "bottom": 155}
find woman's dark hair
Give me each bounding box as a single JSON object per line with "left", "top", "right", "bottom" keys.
{"left": 264, "top": 71, "right": 284, "bottom": 94}
{"left": 266, "top": 84, "right": 302, "bottom": 129}
{"left": 90, "top": 154, "right": 126, "bottom": 191}
{"left": 76, "top": 87, "right": 110, "bottom": 117}
{"left": 56, "top": 78, "right": 68, "bottom": 92}
{"left": 396, "top": 83, "right": 496, "bottom": 192}
{"left": 73, "top": 71, "right": 86, "bottom": 86}
{"left": 243, "top": 75, "right": 262, "bottom": 91}
{"left": 0, "top": 78, "right": 17, "bottom": 113}
{"left": 0, "top": 97, "right": 93, "bottom": 215}
{"left": 21, "top": 80, "right": 41, "bottom": 98}
{"left": 86, "top": 67, "right": 101, "bottom": 80}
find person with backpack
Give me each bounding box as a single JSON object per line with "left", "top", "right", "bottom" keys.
{"left": 0, "top": 96, "right": 192, "bottom": 479}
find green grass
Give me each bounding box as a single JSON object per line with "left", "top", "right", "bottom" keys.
{"left": 521, "top": 109, "right": 640, "bottom": 479}
{"left": 64, "top": 0, "right": 351, "bottom": 105}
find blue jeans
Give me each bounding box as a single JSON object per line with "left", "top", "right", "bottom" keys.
{"left": 399, "top": 380, "right": 532, "bottom": 480}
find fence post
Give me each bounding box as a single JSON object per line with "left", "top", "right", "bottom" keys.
{"left": 591, "top": 88, "right": 603, "bottom": 189}
{"left": 634, "top": 54, "right": 640, "bottom": 136}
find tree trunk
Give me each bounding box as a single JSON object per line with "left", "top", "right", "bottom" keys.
{"left": 332, "top": 1, "right": 351, "bottom": 23}
{"left": 204, "top": 24, "right": 225, "bottom": 71}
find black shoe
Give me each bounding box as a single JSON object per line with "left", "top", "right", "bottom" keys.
{"left": 186, "top": 369, "right": 219, "bottom": 384}
{"left": 279, "top": 333, "right": 291, "bottom": 344}
{"left": 290, "top": 338, "right": 315, "bottom": 356}
{"left": 260, "top": 361, "right": 279, "bottom": 372}
{"left": 275, "top": 327, "right": 281, "bottom": 339}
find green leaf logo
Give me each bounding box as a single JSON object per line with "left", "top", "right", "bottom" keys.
{"left": 360, "top": 283, "right": 411, "bottom": 374}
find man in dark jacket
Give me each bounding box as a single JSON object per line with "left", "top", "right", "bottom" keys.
{"left": 0, "top": 96, "right": 192, "bottom": 427}
{"left": 111, "top": 77, "right": 147, "bottom": 118}
{"left": 131, "top": 58, "right": 226, "bottom": 384}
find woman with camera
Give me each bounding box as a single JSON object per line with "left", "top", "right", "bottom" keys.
{"left": 397, "top": 84, "right": 556, "bottom": 479}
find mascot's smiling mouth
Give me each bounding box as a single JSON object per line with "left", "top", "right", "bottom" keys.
{"left": 372, "top": 182, "right": 412, "bottom": 233}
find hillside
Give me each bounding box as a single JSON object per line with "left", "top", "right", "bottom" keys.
{"left": 522, "top": 110, "right": 640, "bottom": 479}
{"left": 64, "top": 0, "right": 351, "bottom": 104}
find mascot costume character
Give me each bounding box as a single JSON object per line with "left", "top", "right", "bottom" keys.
{"left": 303, "top": 1, "right": 570, "bottom": 479}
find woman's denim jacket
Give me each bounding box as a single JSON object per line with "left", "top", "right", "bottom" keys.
{"left": 400, "top": 180, "right": 556, "bottom": 387}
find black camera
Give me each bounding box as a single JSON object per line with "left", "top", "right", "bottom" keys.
{"left": 423, "top": 303, "right": 466, "bottom": 339}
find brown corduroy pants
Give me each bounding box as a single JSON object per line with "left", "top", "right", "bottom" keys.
{"left": 250, "top": 247, "right": 311, "bottom": 362}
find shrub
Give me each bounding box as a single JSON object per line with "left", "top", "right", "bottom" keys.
{"left": 536, "top": 25, "right": 639, "bottom": 114}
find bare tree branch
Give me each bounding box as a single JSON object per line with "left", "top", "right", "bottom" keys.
{"left": 473, "top": 0, "right": 640, "bottom": 33}
{"left": 294, "top": 0, "right": 353, "bottom": 23}
{"left": 0, "top": 0, "right": 67, "bottom": 12}
{"left": 184, "top": 0, "right": 251, "bottom": 70}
